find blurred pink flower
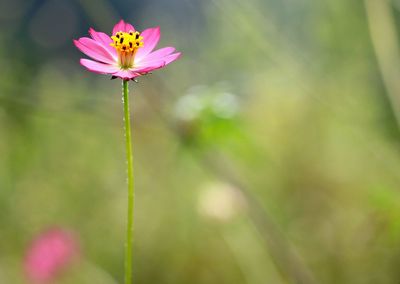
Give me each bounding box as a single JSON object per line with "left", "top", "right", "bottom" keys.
{"left": 74, "top": 19, "right": 181, "bottom": 80}
{"left": 24, "top": 228, "right": 79, "bottom": 283}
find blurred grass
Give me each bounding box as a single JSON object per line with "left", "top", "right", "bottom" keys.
{"left": 2, "top": 0, "right": 400, "bottom": 283}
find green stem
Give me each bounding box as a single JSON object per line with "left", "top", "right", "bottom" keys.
{"left": 122, "top": 79, "right": 134, "bottom": 284}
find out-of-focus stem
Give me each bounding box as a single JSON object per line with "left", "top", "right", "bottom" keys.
{"left": 143, "top": 82, "right": 319, "bottom": 284}
{"left": 365, "top": 0, "right": 400, "bottom": 127}
{"left": 122, "top": 80, "right": 134, "bottom": 284}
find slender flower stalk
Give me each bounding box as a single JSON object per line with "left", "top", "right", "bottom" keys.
{"left": 122, "top": 80, "right": 134, "bottom": 284}
{"left": 74, "top": 19, "right": 181, "bottom": 284}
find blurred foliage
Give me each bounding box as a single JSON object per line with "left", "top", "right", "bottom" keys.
{"left": 2, "top": 0, "right": 400, "bottom": 283}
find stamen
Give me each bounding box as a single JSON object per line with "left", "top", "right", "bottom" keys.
{"left": 110, "top": 30, "right": 144, "bottom": 69}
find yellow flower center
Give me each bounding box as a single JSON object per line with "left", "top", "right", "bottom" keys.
{"left": 110, "top": 31, "right": 144, "bottom": 69}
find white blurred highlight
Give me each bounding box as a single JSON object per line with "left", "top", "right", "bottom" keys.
{"left": 198, "top": 181, "right": 246, "bottom": 222}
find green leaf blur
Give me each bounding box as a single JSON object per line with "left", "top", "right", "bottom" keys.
{"left": 1, "top": 0, "right": 400, "bottom": 283}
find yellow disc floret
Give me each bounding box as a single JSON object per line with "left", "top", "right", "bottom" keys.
{"left": 111, "top": 30, "right": 144, "bottom": 69}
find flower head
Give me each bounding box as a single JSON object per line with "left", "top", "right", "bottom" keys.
{"left": 74, "top": 19, "right": 181, "bottom": 80}
{"left": 24, "top": 228, "right": 80, "bottom": 283}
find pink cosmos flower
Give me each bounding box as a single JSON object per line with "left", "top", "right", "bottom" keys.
{"left": 24, "top": 228, "right": 80, "bottom": 283}
{"left": 74, "top": 19, "right": 181, "bottom": 80}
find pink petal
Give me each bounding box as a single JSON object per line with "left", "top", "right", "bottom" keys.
{"left": 135, "top": 27, "right": 161, "bottom": 60}
{"left": 88, "top": 28, "right": 116, "bottom": 55}
{"left": 124, "top": 22, "right": 135, "bottom": 33}
{"left": 80, "top": 59, "right": 120, "bottom": 74}
{"left": 112, "top": 69, "right": 140, "bottom": 80}
{"left": 112, "top": 19, "right": 126, "bottom": 35}
{"left": 74, "top": 38, "right": 117, "bottom": 64}
{"left": 112, "top": 20, "right": 136, "bottom": 35}
{"left": 112, "top": 62, "right": 166, "bottom": 80}
{"left": 131, "top": 61, "right": 166, "bottom": 73}
{"left": 160, "top": 52, "right": 181, "bottom": 65}
{"left": 24, "top": 228, "right": 79, "bottom": 283}
{"left": 137, "top": 52, "right": 181, "bottom": 67}
{"left": 136, "top": 47, "right": 175, "bottom": 64}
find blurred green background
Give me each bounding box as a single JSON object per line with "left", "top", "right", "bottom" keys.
{"left": 2, "top": 0, "right": 400, "bottom": 283}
